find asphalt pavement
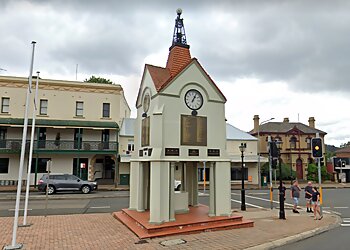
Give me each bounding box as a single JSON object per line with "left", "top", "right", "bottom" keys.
{"left": 1, "top": 185, "right": 348, "bottom": 249}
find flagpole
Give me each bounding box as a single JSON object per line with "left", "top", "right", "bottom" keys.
{"left": 20, "top": 71, "right": 40, "bottom": 227}
{"left": 5, "top": 41, "right": 36, "bottom": 250}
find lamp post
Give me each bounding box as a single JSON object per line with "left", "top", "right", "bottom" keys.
{"left": 239, "top": 143, "right": 247, "bottom": 211}
{"left": 276, "top": 140, "right": 286, "bottom": 219}
{"left": 257, "top": 118, "right": 275, "bottom": 189}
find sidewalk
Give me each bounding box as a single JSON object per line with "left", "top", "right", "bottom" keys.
{"left": 0, "top": 208, "right": 340, "bottom": 249}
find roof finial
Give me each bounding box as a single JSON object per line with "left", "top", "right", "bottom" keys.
{"left": 170, "top": 8, "right": 190, "bottom": 50}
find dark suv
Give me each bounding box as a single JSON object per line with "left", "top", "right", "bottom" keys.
{"left": 38, "top": 174, "right": 98, "bottom": 195}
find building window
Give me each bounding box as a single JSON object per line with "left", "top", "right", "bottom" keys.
{"left": 103, "top": 103, "right": 110, "bottom": 118}
{"left": 290, "top": 136, "right": 297, "bottom": 149}
{"left": 0, "top": 127, "right": 6, "bottom": 148}
{"left": 306, "top": 137, "right": 311, "bottom": 149}
{"left": 231, "top": 167, "right": 248, "bottom": 181}
{"left": 0, "top": 158, "right": 9, "bottom": 173}
{"left": 127, "top": 140, "right": 134, "bottom": 152}
{"left": 38, "top": 127, "right": 47, "bottom": 149}
{"left": 40, "top": 99, "right": 48, "bottom": 115}
{"left": 74, "top": 128, "right": 83, "bottom": 149}
{"left": 1, "top": 97, "right": 10, "bottom": 113}
{"left": 30, "top": 158, "right": 51, "bottom": 173}
{"left": 76, "top": 101, "right": 84, "bottom": 116}
{"left": 101, "top": 129, "right": 109, "bottom": 149}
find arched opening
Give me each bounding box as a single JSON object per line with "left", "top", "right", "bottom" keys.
{"left": 290, "top": 136, "right": 297, "bottom": 149}
{"left": 296, "top": 158, "right": 303, "bottom": 179}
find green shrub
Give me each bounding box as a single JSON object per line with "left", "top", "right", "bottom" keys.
{"left": 307, "top": 164, "right": 330, "bottom": 181}
{"left": 261, "top": 162, "right": 296, "bottom": 180}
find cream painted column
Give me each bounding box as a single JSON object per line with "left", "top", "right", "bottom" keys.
{"left": 192, "top": 162, "right": 198, "bottom": 206}
{"left": 149, "top": 161, "right": 170, "bottom": 224}
{"left": 214, "top": 161, "right": 231, "bottom": 216}
{"left": 181, "top": 162, "right": 186, "bottom": 192}
{"left": 186, "top": 162, "right": 194, "bottom": 206}
{"left": 143, "top": 163, "right": 150, "bottom": 210}
{"left": 137, "top": 162, "right": 145, "bottom": 212}
{"left": 209, "top": 162, "right": 216, "bottom": 216}
{"left": 169, "top": 162, "right": 175, "bottom": 221}
{"left": 129, "top": 161, "right": 139, "bottom": 210}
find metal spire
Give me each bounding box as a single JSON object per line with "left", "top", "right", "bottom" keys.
{"left": 171, "top": 8, "right": 189, "bottom": 49}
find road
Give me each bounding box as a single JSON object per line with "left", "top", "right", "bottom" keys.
{"left": 1, "top": 188, "right": 349, "bottom": 249}
{"left": 275, "top": 188, "right": 350, "bottom": 250}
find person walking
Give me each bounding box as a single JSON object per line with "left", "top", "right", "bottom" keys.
{"left": 304, "top": 181, "right": 313, "bottom": 213}
{"left": 312, "top": 187, "right": 322, "bottom": 220}
{"left": 290, "top": 180, "right": 301, "bottom": 213}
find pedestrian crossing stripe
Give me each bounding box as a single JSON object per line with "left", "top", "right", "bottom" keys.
{"left": 341, "top": 218, "right": 350, "bottom": 227}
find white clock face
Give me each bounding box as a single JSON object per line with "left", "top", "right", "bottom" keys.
{"left": 185, "top": 89, "right": 203, "bottom": 110}
{"left": 143, "top": 93, "right": 150, "bottom": 112}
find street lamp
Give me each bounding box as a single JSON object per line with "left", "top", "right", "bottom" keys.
{"left": 276, "top": 140, "right": 286, "bottom": 220}
{"left": 257, "top": 118, "right": 275, "bottom": 189}
{"left": 239, "top": 142, "right": 247, "bottom": 211}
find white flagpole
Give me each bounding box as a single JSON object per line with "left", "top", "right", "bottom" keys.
{"left": 5, "top": 41, "right": 36, "bottom": 250}
{"left": 21, "top": 71, "right": 40, "bottom": 227}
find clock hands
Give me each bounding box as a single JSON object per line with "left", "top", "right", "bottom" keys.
{"left": 191, "top": 94, "right": 196, "bottom": 103}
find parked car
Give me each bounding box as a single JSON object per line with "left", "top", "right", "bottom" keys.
{"left": 38, "top": 174, "right": 98, "bottom": 195}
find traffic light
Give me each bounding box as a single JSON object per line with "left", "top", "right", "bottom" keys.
{"left": 269, "top": 141, "right": 279, "bottom": 158}
{"left": 342, "top": 161, "right": 346, "bottom": 168}
{"left": 311, "top": 138, "right": 323, "bottom": 158}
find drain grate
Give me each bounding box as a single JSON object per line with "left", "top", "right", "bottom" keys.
{"left": 135, "top": 239, "right": 148, "bottom": 244}
{"left": 160, "top": 239, "right": 187, "bottom": 246}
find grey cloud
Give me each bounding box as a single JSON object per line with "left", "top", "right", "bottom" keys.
{"left": 1, "top": 0, "right": 350, "bottom": 94}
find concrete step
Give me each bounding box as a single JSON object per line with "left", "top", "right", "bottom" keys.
{"left": 113, "top": 205, "right": 254, "bottom": 239}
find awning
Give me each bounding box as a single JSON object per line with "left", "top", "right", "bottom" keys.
{"left": 0, "top": 118, "right": 119, "bottom": 129}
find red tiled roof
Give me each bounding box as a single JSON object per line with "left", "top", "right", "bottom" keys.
{"left": 166, "top": 46, "right": 192, "bottom": 77}
{"left": 144, "top": 45, "right": 226, "bottom": 102}
{"left": 146, "top": 65, "right": 171, "bottom": 91}
{"left": 336, "top": 146, "right": 350, "bottom": 154}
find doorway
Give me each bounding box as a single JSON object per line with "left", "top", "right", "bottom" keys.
{"left": 296, "top": 158, "right": 303, "bottom": 179}
{"left": 73, "top": 158, "right": 88, "bottom": 180}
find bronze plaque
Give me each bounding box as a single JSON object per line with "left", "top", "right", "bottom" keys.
{"left": 181, "top": 115, "right": 207, "bottom": 146}
{"left": 141, "top": 117, "right": 150, "bottom": 147}
{"left": 208, "top": 149, "right": 220, "bottom": 156}
{"left": 188, "top": 149, "right": 199, "bottom": 156}
{"left": 165, "top": 148, "right": 180, "bottom": 156}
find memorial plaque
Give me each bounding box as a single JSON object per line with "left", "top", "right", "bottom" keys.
{"left": 188, "top": 149, "right": 199, "bottom": 156}
{"left": 181, "top": 115, "right": 207, "bottom": 146}
{"left": 165, "top": 148, "right": 180, "bottom": 156}
{"left": 208, "top": 149, "right": 220, "bottom": 156}
{"left": 141, "top": 117, "right": 150, "bottom": 147}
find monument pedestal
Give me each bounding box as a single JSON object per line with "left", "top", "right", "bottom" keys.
{"left": 113, "top": 204, "right": 253, "bottom": 239}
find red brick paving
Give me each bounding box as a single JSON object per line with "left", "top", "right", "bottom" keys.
{"left": 114, "top": 204, "right": 253, "bottom": 239}
{"left": 0, "top": 209, "right": 338, "bottom": 250}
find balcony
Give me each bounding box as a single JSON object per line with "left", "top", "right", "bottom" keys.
{"left": 0, "top": 139, "right": 117, "bottom": 154}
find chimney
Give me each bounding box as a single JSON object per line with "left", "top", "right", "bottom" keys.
{"left": 283, "top": 117, "right": 289, "bottom": 123}
{"left": 308, "top": 117, "right": 315, "bottom": 128}
{"left": 253, "top": 115, "right": 260, "bottom": 133}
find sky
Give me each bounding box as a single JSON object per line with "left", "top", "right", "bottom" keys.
{"left": 0, "top": 0, "right": 349, "bottom": 147}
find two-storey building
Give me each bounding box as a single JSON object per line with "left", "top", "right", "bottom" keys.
{"left": 250, "top": 115, "right": 327, "bottom": 180}
{"left": 0, "top": 76, "right": 130, "bottom": 185}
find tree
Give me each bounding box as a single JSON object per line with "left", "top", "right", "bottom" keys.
{"left": 261, "top": 162, "right": 296, "bottom": 181}
{"left": 84, "top": 75, "right": 113, "bottom": 84}
{"left": 307, "top": 164, "right": 330, "bottom": 181}
{"left": 340, "top": 141, "right": 350, "bottom": 148}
